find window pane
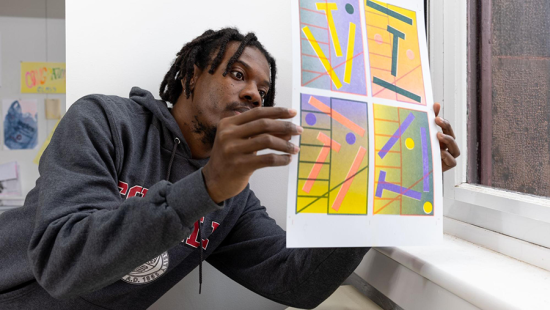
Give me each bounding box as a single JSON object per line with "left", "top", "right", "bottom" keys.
{"left": 470, "top": 0, "right": 550, "bottom": 196}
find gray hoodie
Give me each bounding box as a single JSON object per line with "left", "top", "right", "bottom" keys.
{"left": 0, "top": 87, "right": 370, "bottom": 309}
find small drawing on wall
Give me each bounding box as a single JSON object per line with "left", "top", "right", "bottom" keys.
{"left": 3, "top": 99, "right": 38, "bottom": 150}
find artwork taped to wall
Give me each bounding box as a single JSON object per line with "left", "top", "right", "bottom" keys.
{"left": 0, "top": 161, "right": 22, "bottom": 197}
{"left": 20, "top": 62, "right": 66, "bottom": 94}
{"left": 3, "top": 99, "right": 38, "bottom": 150}
{"left": 45, "top": 99, "right": 62, "bottom": 119}
{"left": 288, "top": 0, "right": 442, "bottom": 247}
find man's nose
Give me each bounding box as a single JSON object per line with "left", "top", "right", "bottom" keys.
{"left": 240, "top": 83, "right": 262, "bottom": 107}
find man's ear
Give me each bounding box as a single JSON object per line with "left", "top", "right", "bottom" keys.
{"left": 180, "top": 65, "right": 202, "bottom": 94}
{"left": 189, "top": 65, "right": 202, "bottom": 91}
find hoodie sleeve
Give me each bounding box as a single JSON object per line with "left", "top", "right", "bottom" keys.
{"left": 27, "top": 96, "right": 222, "bottom": 299}
{"left": 206, "top": 189, "right": 370, "bottom": 309}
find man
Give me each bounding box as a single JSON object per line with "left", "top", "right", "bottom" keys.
{"left": 0, "top": 28, "right": 459, "bottom": 309}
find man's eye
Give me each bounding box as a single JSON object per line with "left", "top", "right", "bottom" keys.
{"left": 231, "top": 71, "right": 244, "bottom": 80}
{"left": 259, "top": 90, "right": 267, "bottom": 99}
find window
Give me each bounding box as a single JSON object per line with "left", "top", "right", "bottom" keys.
{"left": 469, "top": 0, "right": 550, "bottom": 196}
{"left": 429, "top": 0, "right": 550, "bottom": 268}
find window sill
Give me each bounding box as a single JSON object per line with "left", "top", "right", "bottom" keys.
{"left": 354, "top": 226, "right": 550, "bottom": 309}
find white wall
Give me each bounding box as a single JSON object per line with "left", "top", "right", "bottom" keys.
{"left": 0, "top": 16, "right": 65, "bottom": 207}
{"left": 67, "top": 1, "right": 293, "bottom": 309}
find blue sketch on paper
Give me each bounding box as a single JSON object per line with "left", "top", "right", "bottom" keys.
{"left": 4, "top": 100, "right": 38, "bottom": 149}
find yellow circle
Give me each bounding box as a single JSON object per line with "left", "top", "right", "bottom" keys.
{"left": 423, "top": 202, "right": 433, "bottom": 214}
{"left": 405, "top": 138, "right": 415, "bottom": 150}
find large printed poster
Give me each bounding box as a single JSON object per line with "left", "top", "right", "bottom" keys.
{"left": 288, "top": 0, "right": 442, "bottom": 247}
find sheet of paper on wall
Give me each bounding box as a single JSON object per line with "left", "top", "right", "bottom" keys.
{"left": 2, "top": 99, "right": 38, "bottom": 150}
{"left": 0, "top": 162, "right": 22, "bottom": 197}
{"left": 20, "top": 62, "right": 66, "bottom": 94}
{"left": 45, "top": 99, "right": 62, "bottom": 119}
{"left": 287, "top": 0, "right": 442, "bottom": 247}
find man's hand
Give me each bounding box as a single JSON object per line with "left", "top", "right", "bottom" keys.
{"left": 202, "top": 107, "right": 302, "bottom": 203}
{"left": 434, "top": 103, "right": 460, "bottom": 172}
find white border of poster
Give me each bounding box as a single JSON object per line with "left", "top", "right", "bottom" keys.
{"left": 287, "top": 0, "right": 442, "bottom": 247}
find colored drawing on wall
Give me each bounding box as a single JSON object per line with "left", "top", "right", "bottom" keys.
{"left": 3, "top": 99, "right": 38, "bottom": 150}
{"left": 21, "top": 62, "right": 66, "bottom": 94}
{"left": 365, "top": 0, "right": 426, "bottom": 105}
{"left": 296, "top": 93, "right": 369, "bottom": 215}
{"left": 373, "top": 104, "right": 433, "bottom": 215}
{"left": 0, "top": 162, "right": 22, "bottom": 197}
{"left": 298, "top": 0, "right": 367, "bottom": 95}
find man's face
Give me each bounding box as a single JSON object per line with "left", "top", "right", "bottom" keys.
{"left": 183, "top": 41, "right": 271, "bottom": 147}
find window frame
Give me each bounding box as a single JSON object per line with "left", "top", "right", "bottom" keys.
{"left": 429, "top": 0, "right": 550, "bottom": 258}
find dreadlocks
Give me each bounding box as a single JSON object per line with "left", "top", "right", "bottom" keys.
{"left": 159, "top": 28, "right": 277, "bottom": 107}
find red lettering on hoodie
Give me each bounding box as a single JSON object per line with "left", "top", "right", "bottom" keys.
{"left": 118, "top": 180, "right": 220, "bottom": 249}
{"left": 185, "top": 217, "right": 220, "bottom": 250}
{"left": 118, "top": 181, "right": 148, "bottom": 199}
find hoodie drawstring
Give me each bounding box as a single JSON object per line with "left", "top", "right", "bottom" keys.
{"left": 166, "top": 137, "right": 204, "bottom": 294}
{"left": 199, "top": 221, "right": 204, "bottom": 294}
{"left": 166, "top": 138, "right": 180, "bottom": 180}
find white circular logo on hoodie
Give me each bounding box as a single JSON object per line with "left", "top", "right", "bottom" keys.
{"left": 122, "top": 252, "right": 169, "bottom": 285}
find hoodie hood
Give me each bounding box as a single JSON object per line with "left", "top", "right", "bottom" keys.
{"left": 128, "top": 86, "right": 208, "bottom": 168}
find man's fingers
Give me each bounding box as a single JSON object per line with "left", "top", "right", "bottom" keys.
{"left": 249, "top": 133, "right": 292, "bottom": 142}
{"left": 233, "top": 118, "right": 302, "bottom": 138}
{"left": 251, "top": 153, "right": 293, "bottom": 170}
{"left": 274, "top": 134, "right": 292, "bottom": 141}
{"left": 437, "top": 132, "right": 460, "bottom": 158}
{"left": 432, "top": 105, "right": 461, "bottom": 173}
{"left": 433, "top": 102, "right": 441, "bottom": 117}
{"left": 433, "top": 102, "right": 457, "bottom": 141}
{"left": 441, "top": 150, "right": 457, "bottom": 172}
{"left": 232, "top": 107, "right": 297, "bottom": 125}
{"left": 234, "top": 134, "right": 299, "bottom": 154}
{"left": 435, "top": 116, "right": 456, "bottom": 139}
